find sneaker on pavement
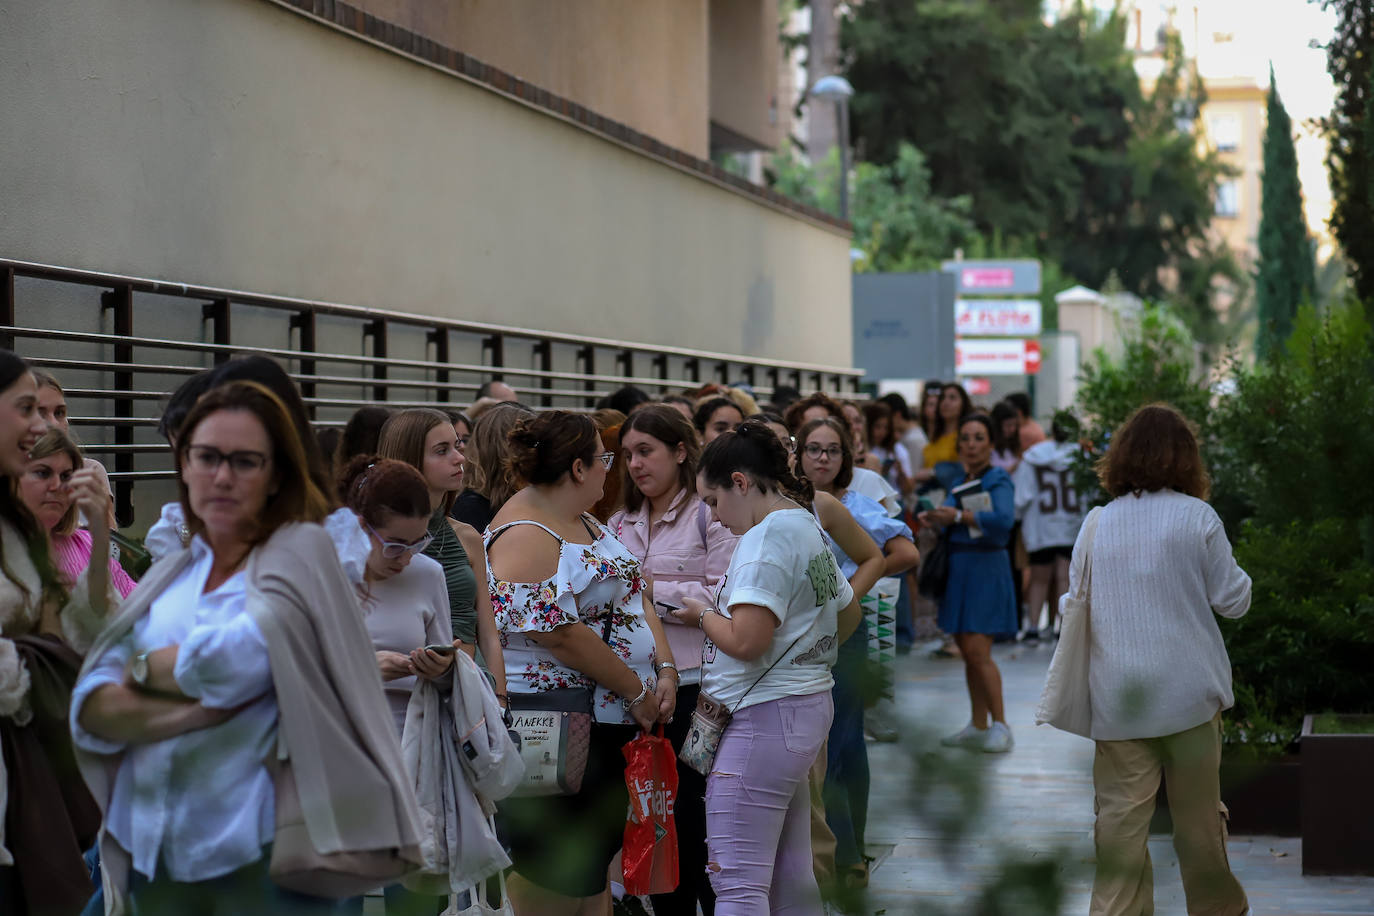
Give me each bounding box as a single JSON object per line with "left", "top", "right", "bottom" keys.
{"left": 981, "top": 722, "right": 1014, "bottom": 753}
{"left": 1022, "top": 629, "right": 1040, "bottom": 645}
{"left": 940, "top": 722, "right": 984, "bottom": 748}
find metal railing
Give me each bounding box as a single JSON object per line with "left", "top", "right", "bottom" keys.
{"left": 1, "top": 258, "right": 862, "bottom": 526}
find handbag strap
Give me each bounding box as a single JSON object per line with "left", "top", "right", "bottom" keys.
{"left": 1074, "top": 507, "right": 1104, "bottom": 603}
{"left": 729, "top": 630, "right": 810, "bottom": 716}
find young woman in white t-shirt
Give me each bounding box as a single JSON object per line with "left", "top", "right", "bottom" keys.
{"left": 673, "top": 421, "right": 860, "bottom": 915}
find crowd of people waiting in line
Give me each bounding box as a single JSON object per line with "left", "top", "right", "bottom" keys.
{"left": 0, "top": 351, "right": 1254, "bottom": 916}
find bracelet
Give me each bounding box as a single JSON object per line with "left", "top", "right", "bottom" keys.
{"left": 625, "top": 683, "right": 652, "bottom": 709}
{"left": 655, "top": 661, "right": 679, "bottom": 679}
{"left": 698, "top": 608, "right": 716, "bottom": 630}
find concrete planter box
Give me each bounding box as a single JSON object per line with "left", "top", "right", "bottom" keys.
{"left": 1300, "top": 714, "right": 1374, "bottom": 875}
{"left": 1151, "top": 753, "right": 1301, "bottom": 837}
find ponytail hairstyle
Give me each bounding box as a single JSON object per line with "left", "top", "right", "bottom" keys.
{"left": 0, "top": 349, "right": 66, "bottom": 609}
{"left": 336, "top": 456, "right": 431, "bottom": 528}
{"left": 698, "top": 419, "right": 813, "bottom": 510}
{"left": 505, "top": 410, "right": 599, "bottom": 487}
{"left": 466, "top": 402, "right": 534, "bottom": 512}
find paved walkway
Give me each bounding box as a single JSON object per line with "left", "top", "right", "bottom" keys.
{"left": 861, "top": 641, "right": 1374, "bottom": 915}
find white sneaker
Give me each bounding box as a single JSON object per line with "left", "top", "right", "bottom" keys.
{"left": 939, "top": 722, "right": 984, "bottom": 748}
{"left": 981, "top": 722, "right": 1014, "bottom": 753}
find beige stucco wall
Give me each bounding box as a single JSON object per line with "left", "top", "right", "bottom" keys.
{"left": 1202, "top": 85, "right": 1266, "bottom": 266}
{"left": 709, "top": 0, "right": 781, "bottom": 151}
{"left": 0, "top": 0, "right": 852, "bottom": 368}
{"left": 349, "top": 0, "right": 711, "bottom": 158}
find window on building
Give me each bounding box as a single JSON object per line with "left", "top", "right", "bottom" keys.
{"left": 1216, "top": 179, "right": 1240, "bottom": 218}
{"left": 1209, "top": 113, "right": 1241, "bottom": 152}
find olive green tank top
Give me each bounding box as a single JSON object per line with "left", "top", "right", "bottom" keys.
{"left": 424, "top": 508, "right": 479, "bottom": 644}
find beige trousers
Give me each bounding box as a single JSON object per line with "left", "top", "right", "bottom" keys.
{"left": 1090, "top": 713, "right": 1248, "bottom": 916}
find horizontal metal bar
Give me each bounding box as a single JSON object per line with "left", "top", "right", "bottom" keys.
{"left": 76, "top": 444, "right": 171, "bottom": 454}
{"left": 106, "top": 471, "right": 177, "bottom": 481}
{"left": 1, "top": 258, "right": 862, "bottom": 378}
{"left": 70, "top": 417, "right": 162, "bottom": 427}
{"left": 29, "top": 357, "right": 205, "bottom": 376}
{"left": 65, "top": 388, "right": 167, "bottom": 401}
{"left": 10, "top": 326, "right": 794, "bottom": 393}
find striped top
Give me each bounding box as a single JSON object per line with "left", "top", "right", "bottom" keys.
{"left": 52, "top": 529, "right": 138, "bottom": 599}
{"left": 423, "top": 507, "right": 478, "bottom": 644}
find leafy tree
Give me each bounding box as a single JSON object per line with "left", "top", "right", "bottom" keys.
{"left": 1319, "top": 0, "right": 1374, "bottom": 304}
{"left": 1213, "top": 302, "right": 1374, "bottom": 533}
{"left": 843, "top": 0, "right": 1071, "bottom": 239}
{"left": 842, "top": 2, "right": 1239, "bottom": 349}
{"left": 766, "top": 143, "right": 976, "bottom": 272}
{"left": 1255, "top": 70, "right": 1316, "bottom": 360}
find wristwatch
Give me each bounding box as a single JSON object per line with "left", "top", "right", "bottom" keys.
{"left": 130, "top": 651, "right": 151, "bottom": 688}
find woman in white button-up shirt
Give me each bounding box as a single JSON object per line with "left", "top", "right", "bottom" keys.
{"left": 72, "top": 381, "right": 341, "bottom": 914}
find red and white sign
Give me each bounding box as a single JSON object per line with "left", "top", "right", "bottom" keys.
{"left": 955, "top": 299, "right": 1042, "bottom": 336}
{"left": 959, "top": 268, "right": 1015, "bottom": 291}
{"left": 955, "top": 339, "right": 1042, "bottom": 376}
{"left": 965, "top": 377, "right": 992, "bottom": 396}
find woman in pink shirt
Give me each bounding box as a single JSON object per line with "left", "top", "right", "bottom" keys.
{"left": 18, "top": 428, "right": 137, "bottom": 599}
{"left": 610, "top": 405, "right": 738, "bottom": 916}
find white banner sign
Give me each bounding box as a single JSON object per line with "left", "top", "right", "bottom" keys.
{"left": 955, "top": 338, "right": 1042, "bottom": 376}
{"left": 955, "top": 299, "right": 1042, "bottom": 336}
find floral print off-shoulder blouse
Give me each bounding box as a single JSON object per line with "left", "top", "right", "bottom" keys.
{"left": 486, "top": 516, "right": 657, "bottom": 725}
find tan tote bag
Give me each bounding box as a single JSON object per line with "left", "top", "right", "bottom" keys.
{"left": 1035, "top": 506, "right": 1102, "bottom": 739}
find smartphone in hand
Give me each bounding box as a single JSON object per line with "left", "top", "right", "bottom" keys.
{"left": 423, "top": 643, "right": 458, "bottom": 656}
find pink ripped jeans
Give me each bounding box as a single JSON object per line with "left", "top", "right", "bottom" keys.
{"left": 705, "top": 690, "right": 833, "bottom": 915}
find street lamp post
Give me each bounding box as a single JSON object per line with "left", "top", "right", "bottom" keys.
{"left": 808, "top": 74, "right": 854, "bottom": 221}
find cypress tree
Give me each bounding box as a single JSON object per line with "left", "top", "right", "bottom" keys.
{"left": 1256, "top": 69, "right": 1314, "bottom": 360}
{"left": 1322, "top": 0, "right": 1374, "bottom": 305}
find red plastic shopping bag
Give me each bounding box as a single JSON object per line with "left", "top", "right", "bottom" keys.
{"left": 621, "top": 726, "right": 680, "bottom": 896}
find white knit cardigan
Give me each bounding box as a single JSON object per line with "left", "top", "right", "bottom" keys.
{"left": 1072, "top": 489, "right": 1252, "bottom": 741}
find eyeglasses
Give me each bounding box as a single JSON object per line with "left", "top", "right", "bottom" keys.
{"left": 594, "top": 452, "right": 615, "bottom": 470}
{"left": 781, "top": 435, "right": 796, "bottom": 454}
{"left": 803, "top": 444, "right": 843, "bottom": 460}
{"left": 185, "top": 445, "right": 271, "bottom": 476}
{"left": 365, "top": 523, "right": 435, "bottom": 559}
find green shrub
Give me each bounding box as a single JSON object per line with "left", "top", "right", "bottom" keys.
{"left": 1222, "top": 517, "right": 1374, "bottom": 757}
{"left": 1212, "top": 302, "right": 1374, "bottom": 537}
{"left": 1071, "top": 305, "right": 1213, "bottom": 505}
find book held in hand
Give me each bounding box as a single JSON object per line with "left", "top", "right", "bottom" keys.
{"left": 950, "top": 478, "right": 994, "bottom": 539}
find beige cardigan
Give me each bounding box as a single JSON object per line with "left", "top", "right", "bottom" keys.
{"left": 74, "top": 522, "right": 423, "bottom": 913}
